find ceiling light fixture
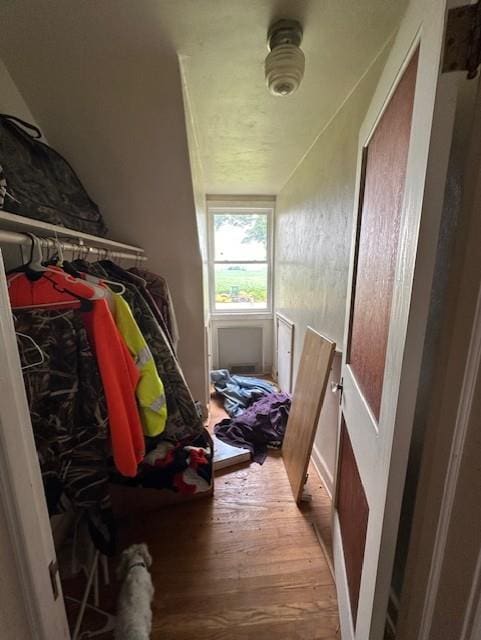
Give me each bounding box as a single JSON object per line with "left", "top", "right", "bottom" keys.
{"left": 265, "top": 19, "right": 305, "bottom": 97}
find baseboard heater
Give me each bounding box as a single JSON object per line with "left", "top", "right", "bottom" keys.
{"left": 230, "top": 363, "right": 257, "bottom": 375}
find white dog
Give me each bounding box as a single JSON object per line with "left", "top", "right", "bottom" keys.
{"left": 115, "top": 543, "right": 154, "bottom": 640}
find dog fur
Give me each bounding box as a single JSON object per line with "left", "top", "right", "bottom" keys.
{"left": 115, "top": 543, "right": 154, "bottom": 640}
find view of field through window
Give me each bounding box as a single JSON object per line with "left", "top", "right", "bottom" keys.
{"left": 213, "top": 213, "right": 269, "bottom": 310}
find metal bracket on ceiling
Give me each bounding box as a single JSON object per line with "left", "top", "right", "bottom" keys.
{"left": 443, "top": 1, "right": 481, "bottom": 79}
{"left": 267, "top": 19, "right": 303, "bottom": 51}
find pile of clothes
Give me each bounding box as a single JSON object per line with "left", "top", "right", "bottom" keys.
{"left": 111, "top": 431, "right": 212, "bottom": 495}
{"left": 211, "top": 369, "right": 291, "bottom": 465}
{"left": 214, "top": 392, "right": 291, "bottom": 464}
{"left": 211, "top": 369, "right": 275, "bottom": 416}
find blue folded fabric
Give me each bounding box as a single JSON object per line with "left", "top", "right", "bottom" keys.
{"left": 210, "top": 369, "right": 275, "bottom": 417}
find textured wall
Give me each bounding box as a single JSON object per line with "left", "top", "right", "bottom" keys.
{"left": 275, "top": 44, "right": 390, "bottom": 481}
{"left": 275, "top": 46, "right": 389, "bottom": 360}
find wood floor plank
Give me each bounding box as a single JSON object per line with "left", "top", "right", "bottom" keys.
{"left": 118, "top": 395, "right": 339, "bottom": 639}
{"left": 151, "top": 601, "right": 339, "bottom": 636}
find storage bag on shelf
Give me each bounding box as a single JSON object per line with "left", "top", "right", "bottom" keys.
{"left": 0, "top": 114, "right": 108, "bottom": 236}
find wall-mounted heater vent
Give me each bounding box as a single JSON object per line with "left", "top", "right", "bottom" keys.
{"left": 230, "top": 363, "right": 257, "bottom": 375}
{"left": 218, "top": 326, "right": 263, "bottom": 374}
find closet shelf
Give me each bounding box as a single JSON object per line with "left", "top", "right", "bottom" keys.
{"left": 0, "top": 209, "right": 144, "bottom": 254}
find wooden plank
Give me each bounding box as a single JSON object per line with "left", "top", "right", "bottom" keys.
{"left": 282, "top": 328, "right": 336, "bottom": 503}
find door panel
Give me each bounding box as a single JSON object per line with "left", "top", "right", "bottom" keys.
{"left": 348, "top": 50, "right": 418, "bottom": 422}
{"left": 333, "top": 1, "right": 461, "bottom": 638}
{"left": 337, "top": 420, "right": 369, "bottom": 623}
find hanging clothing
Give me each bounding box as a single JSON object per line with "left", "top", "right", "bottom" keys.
{"left": 214, "top": 392, "right": 291, "bottom": 464}
{"left": 130, "top": 267, "right": 180, "bottom": 352}
{"left": 8, "top": 269, "right": 144, "bottom": 477}
{"left": 14, "top": 308, "right": 115, "bottom": 554}
{"left": 80, "top": 259, "right": 175, "bottom": 351}
{"left": 94, "top": 261, "right": 203, "bottom": 442}
{"left": 111, "top": 292, "right": 167, "bottom": 437}
{"left": 116, "top": 266, "right": 176, "bottom": 351}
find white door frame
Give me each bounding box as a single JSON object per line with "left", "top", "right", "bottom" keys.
{"left": 397, "top": 64, "right": 481, "bottom": 640}
{"left": 275, "top": 312, "right": 294, "bottom": 392}
{"left": 399, "top": 276, "right": 481, "bottom": 640}
{"left": 0, "top": 252, "right": 70, "bottom": 639}
{"left": 333, "top": 0, "right": 462, "bottom": 638}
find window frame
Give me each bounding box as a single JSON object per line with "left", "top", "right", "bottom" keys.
{"left": 207, "top": 202, "right": 274, "bottom": 317}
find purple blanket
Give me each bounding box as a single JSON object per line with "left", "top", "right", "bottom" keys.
{"left": 214, "top": 392, "right": 291, "bottom": 464}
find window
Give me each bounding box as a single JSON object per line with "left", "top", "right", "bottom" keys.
{"left": 208, "top": 205, "right": 273, "bottom": 313}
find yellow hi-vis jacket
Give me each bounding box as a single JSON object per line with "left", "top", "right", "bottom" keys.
{"left": 111, "top": 293, "right": 167, "bottom": 436}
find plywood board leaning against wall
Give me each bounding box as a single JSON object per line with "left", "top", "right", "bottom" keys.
{"left": 282, "top": 328, "right": 336, "bottom": 504}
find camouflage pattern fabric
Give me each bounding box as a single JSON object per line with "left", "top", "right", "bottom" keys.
{"left": 71, "top": 258, "right": 173, "bottom": 346}
{"left": 92, "top": 261, "right": 203, "bottom": 442}
{"left": 130, "top": 267, "right": 179, "bottom": 352}
{"left": 14, "top": 308, "right": 115, "bottom": 553}
{"left": 0, "top": 114, "right": 107, "bottom": 236}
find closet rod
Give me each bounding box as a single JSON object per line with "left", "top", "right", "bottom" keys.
{"left": 0, "top": 229, "right": 147, "bottom": 263}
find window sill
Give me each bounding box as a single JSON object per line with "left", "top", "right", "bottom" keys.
{"left": 210, "top": 311, "right": 273, "bottom": 322}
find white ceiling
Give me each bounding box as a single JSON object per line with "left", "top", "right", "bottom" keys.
{"left": 0, "top": 0, "right": 407, "bottom": 196}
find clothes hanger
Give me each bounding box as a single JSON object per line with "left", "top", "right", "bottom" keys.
{"left": 48, "top": 241, "right": 112, "bottom": 301}
{"left": 16, "top": 331, "right": 47, "bottom": 371}
{"left": 48, "top": 233, "right": 65, "bottom": 268}
{"left": 9, "top": 235, "right": 105, "bottom": 312}
{"left": 69, "top": 245, "right": 127, "bottom": 295}
{"left": 25, "top": 233, "right": 47, "bottom": 279}
{"left": 60, "top": 240, "right": 85, "bottom": 278}
{"left": 56, "top": 234, "right": 65, "bottom": 266}
{"left": 88, "top": 273, "right": 126, "bottom": 296}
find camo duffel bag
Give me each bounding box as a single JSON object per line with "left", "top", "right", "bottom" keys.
{"left": 0, "top": 114, "right": 107, "bottom": 237}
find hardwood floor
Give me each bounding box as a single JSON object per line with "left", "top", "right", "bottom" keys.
{"left": 118, "top": 395, "right": 340, "bottom": 640}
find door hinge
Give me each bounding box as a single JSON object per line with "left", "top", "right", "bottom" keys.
{"left": 443, "top": 1, "right": 481, "bottom": 79}
{"left": 49, "top": 559, "right": 60, "bottom": 600}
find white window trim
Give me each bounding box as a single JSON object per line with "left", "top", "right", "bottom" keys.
{"left": 207, "top": 202, "right": 274, "bottom": 317}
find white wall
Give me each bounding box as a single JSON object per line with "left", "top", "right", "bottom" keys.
{"left": 0, "top": 59, "right": 37, "bottom": 123}
{"left": 274, "top": 43, "right": 390, "bottom": 486}
{"left": 182, "top": 64, "right": 210, "bottom": 405}
{"left": 211, "top": 315, "right": 274, "bottom": 375}
{"left": 0, "top": 8, "right": 207, "bottom": 407}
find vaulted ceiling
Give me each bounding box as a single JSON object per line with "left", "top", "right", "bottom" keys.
{"left": 0, "top": 0, "right": 407, "bottom": 195}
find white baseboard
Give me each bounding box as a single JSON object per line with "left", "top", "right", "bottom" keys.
{"left": 311, "top": 443, "right": 334, "bottom": 500}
